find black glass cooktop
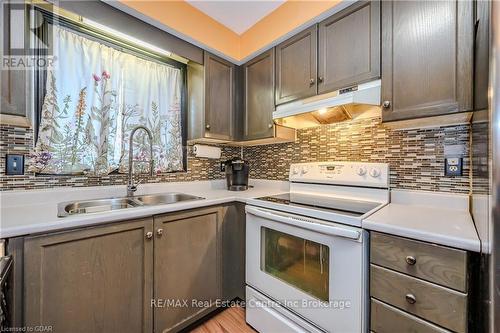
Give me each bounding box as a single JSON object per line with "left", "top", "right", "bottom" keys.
{"left": 256, "top": 193, "right": 380, "bottom": 217}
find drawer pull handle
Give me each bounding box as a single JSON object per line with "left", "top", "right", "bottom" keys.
{"left": 405, "top": 293, "right": 417, "bottom": 304}
{"left": 405, "top": 255, "right": 416, "bottom": 265}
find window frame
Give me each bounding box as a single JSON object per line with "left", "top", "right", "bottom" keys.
{"left": 31, "top": 5, "right": 188, "bottom": 174}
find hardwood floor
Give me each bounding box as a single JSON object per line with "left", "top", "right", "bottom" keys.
{"left": 188, "top": 306, "right": 256, "bottom": 333}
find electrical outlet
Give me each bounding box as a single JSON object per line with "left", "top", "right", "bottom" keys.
{"left": 5, "top": 154, "right": 24, "bottom": 175}
{"left": 445, "top": 157, "right": 462, "bottom": 176}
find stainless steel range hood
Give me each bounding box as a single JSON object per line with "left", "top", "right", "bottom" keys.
{"left": 273, "top": 80, "right": 381, "bottom": 129}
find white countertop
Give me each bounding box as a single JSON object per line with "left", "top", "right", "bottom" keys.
{"left": 363, "top": 189, "right": 481, "bottom": 252}
{"left": 1, "top": 183, "right": 482, "bottom": 252}
{"left": 0, "top": 179, "right": 289, "bottom": 238}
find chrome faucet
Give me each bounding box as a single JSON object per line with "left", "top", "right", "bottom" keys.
{"left": 127, "top": 125, "right": 154, "bottom": 197}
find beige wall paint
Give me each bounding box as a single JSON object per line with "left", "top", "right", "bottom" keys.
{"left": 120, "top": 0, "right": 241, "bottom": 59}
{"left": 118, "top": 0, "right": 342, "bottom": 61}
{"left": 240, "top": 0, "right": 342, "bottom": 59}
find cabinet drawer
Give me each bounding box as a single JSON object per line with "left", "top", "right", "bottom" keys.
{"left": 370, "top": 232, "right": 467, "bottom": 291}
{"left": 371, "top": 298, "right": 451, "bottom": 333}
{"left": 371, "top": 265, "right": 467, "bottom": 333}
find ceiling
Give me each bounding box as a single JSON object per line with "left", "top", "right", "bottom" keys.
{"left": 186, "top": 0, "right": 286, "bottom": 35}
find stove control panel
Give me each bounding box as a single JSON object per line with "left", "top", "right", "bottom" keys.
{"left": 289, "top": 162, "right": 389, "bottom": 188}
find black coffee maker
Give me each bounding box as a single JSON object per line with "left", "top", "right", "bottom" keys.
{"left": 224, "top": 159, "right": 249, "bottom": 191}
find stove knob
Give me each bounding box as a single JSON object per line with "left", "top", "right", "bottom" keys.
{"left": 356, "top": 166, "right": 367, "bottom": 176}
{"left": 292, "top": 167, "right": 300, "bottom": 175}
{"left": 301, "top": 167, "right": 308, "bottom": 175}
{"left": 369, "top": 168, "right": 381, "bottom": 178}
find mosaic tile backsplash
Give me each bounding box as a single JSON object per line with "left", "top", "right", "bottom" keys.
{"left": 245, "top": 117, "right": 471, "bottom": 193}
{"left": 471, "top": 119, "right": 490, "bottom": 195}
{"left": 0, "top": 124, "right": 240, "bottom": 190}
{"left": 1, "top": 117, "right": 471, "bottom": 193}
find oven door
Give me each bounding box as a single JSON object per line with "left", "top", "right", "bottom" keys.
{"left": 245, "top": 205, "right": 368, "bottom": 333}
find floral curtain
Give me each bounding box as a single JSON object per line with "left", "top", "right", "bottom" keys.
{"left": 31, "top": 26, "right": 184, "bottom": 175}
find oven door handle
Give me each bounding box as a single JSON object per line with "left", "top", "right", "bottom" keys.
{"left": 246, "top": 206, "right": 361, "bottom": 240}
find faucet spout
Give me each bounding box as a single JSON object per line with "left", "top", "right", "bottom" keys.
{"left": 127, "top": 125, "right": 154, "bottom": 197}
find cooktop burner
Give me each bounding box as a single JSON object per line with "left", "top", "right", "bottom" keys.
{"left": 255, "top": 193, "right": 381, "bottom": 217}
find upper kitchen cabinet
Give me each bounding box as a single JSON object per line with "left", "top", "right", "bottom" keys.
{"left": 381, "top": 0, "right": 474, "bottom": 122}
{"left": 204, "top": 53, "right": 235, "bottom": 140}
{"left": 243, "top": 49, "right": 275, "bottom": 140}
{"left": 188, "top": 52, "right": 236, "bottom": 142}
{"left": 318, "top": 0, "right": 380, "bottom": 94}
{"left": 275, "top": 26, "right": 318, "bottom": 105}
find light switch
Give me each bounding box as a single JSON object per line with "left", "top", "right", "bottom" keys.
{"left": 5, "top": 154, "right": 24, "bottom": 175}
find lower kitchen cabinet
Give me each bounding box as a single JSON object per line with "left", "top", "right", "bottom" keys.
{"left": 153, "top": 207, "right": 222, "bottom": 332}
{"left": 220, "top": 203, "right": 246, "bottom": 301}
{"left": 14, "top": 205, "right": 244, "bottom": 333}
{"left": 371, "top": 298, "right": 451, "bottom": 333}
{"left": 370, "top": 231, "right": 477, "bottom": 333}
{"left": 23, "top": 218, "right": 154, "bottom": 333}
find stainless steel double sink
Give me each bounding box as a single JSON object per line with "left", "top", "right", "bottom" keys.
{"left": 58, "top": 193, "right": 204, "bottom": 217}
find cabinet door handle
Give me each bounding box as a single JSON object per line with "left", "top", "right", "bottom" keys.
{"left": 157, "top": 228, "right": 163, "bottom": 237}
{"left": 145, "top": 231, "right": 153, "bottom": 239}
{"left": 405, "top": 293, "right": 417, "bottom": 304}
{"left": 268, "top": 124, "right": 273, "bottom": 129}
{"left": 309, "top": 78, "right": 315, "bottom": 86}
{"left": 405, "top": 255, "right": 416, "bottom": 265}
{"left": 382, "top": 100, "right": 391, "bottom": 108}
{"left": 318, "top": 76, "right": 324, "bottom": 83}
{"left": 205, "top": 124, "right": 211, "bottom": 130}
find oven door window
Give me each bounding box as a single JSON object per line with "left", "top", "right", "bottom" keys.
{"left": 261, "top": 227, "right": 329, "bottom": 301}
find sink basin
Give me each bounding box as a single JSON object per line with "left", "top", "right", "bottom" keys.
{"left": 58, "top": 192, "right": 204, "bottom": 217}
{"left": 134, "top": 193, "right": 203, "bottom": 206}
{"left": 59, "top": 198, "right": 141, "bottom": 217}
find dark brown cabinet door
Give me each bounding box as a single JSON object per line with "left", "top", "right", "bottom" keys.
{"left": 275, "top": 26, "right": 318, "bottom": 105}
{"left": 221, "top": 204, "right": 246, "bottom": 301}
{"left": 243, "top": 50, "right": 275, "bottom": 140}
{"left": 318, "top": 0, "right": 380, "bottom": 94}
{"left": 204, "top": 52, "right": 235, "bottom": 140}
{"left": 474, "top": 0, "right": 490, "bottom": 111}
{"left": 24, "top": 218, "right": 154, "bottom": 333}
{"left": 153, "top": 207, "right": 221, "bottom": 332}
{"left": 381, "top": 0, "right": 474, "bottom": 122}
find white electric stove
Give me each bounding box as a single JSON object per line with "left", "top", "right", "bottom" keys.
{"left": 245, "top": 161, "right": 389, "bottom": 333}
